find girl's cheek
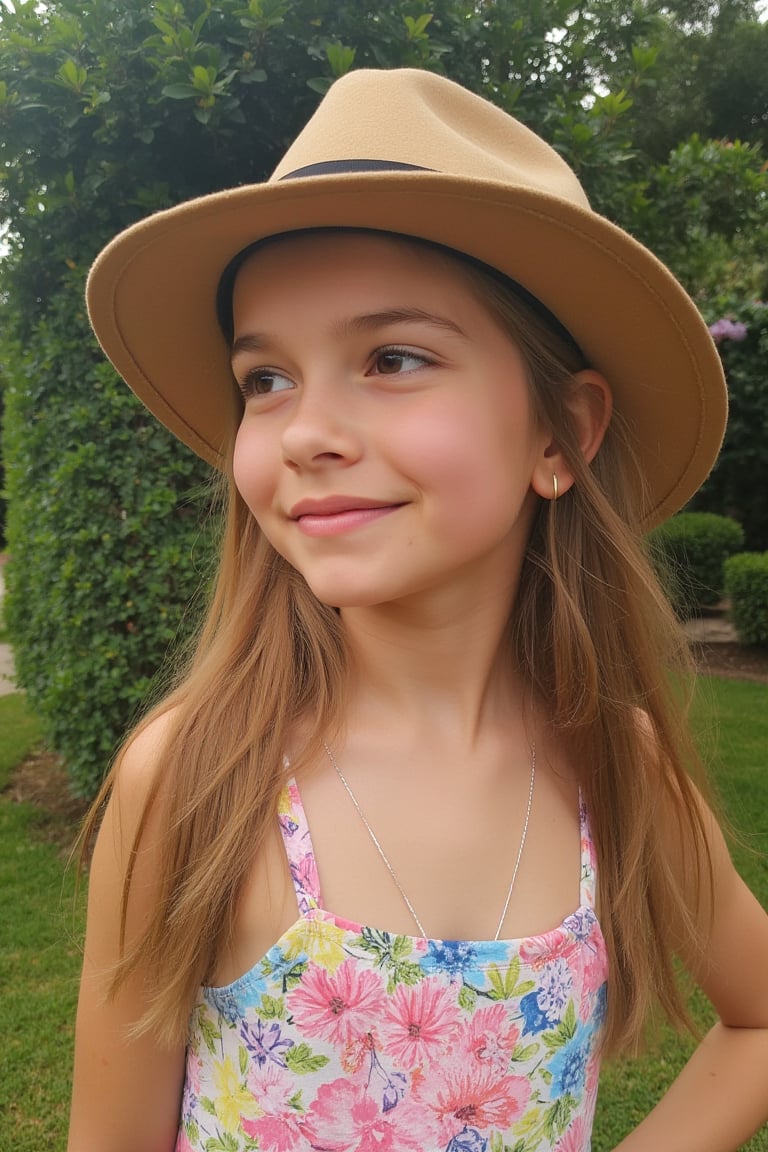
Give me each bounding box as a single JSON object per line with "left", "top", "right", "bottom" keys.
{"left": 232, "top": 434, "right": 274, "bottom": 511}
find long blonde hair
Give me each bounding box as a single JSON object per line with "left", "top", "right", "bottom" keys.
{"left": 80, "top": 237, "right": 714, "bottom": 1056}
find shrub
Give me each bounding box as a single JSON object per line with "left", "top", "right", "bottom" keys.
{"left": 0, "top": 0, "right": 657, "bottom": 799}
{"left": 724, "top": 553, "right": 768, "bottom": 647}
{"left": 648, "top": 512, "right": 745, "bottom": 618}
{"left": 0, "top": 387, "right": 6, "bottom": 551}
{"left": 1, "top": 275, "right": 215, "bottom": 797}
{"left": 689, "top": 301, "right": 768, "bottom": 551}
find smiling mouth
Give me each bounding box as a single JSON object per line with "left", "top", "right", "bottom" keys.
{"left": 290, "top": 501, "right": 404, "bottom": 538}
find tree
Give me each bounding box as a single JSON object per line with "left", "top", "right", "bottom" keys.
{"left": 1, "top": 0, "right": 765, "bottom": 792}
{"left": 622, "top": 5, "right": 768, "bottom": 160}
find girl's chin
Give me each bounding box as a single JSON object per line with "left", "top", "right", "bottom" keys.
{"left": 302, "top": 577, "right": 414, "bottom": 612}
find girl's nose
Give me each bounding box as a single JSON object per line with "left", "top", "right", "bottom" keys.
{"left": 280, "top": 381, "right": 363, "bottom": 471}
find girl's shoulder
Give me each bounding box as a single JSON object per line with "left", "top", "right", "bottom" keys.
{"left": 113, "top": 705, "right": 181, "bottom": 807}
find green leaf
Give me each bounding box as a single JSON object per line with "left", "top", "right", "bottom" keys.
{"left": 192, "top": 64, "right": 215, "bottom": 93}
{"left": 285, "top": 1042, "right": 330, "bottom": 1075}
{"left": 58, "top": 58, "right": 87, "bottom": 90}
{"left": 543, "top": 1096, "right": 574, "bottom": 1140}
{"left": 204, "top": 1134, "right": 239, "bottom": 1152}
{"left": 161, "top": 83, "right": 198, "bottom": 99}
{"left": 197, "top": 1011, "right": 222, "bottom": 1055}
{"left": 387, "top": 959, "right": 423, "bottom": 992}
{"left": 542, "top": 1030, "right": 568, "bottom": 1053}
{"left": 199, "top": 1095, "right": 217, "bottom": 1116}
{"left": 510, "top": 1041, "right": 539, "bottom": 1063}
{"left": 458, "top": 984, "right": 478, "bottom": 1012}
{"left": 390, "top": 935, "right": 413, "bottom": 961}
{"left": 631, "top": 44, "right": 658, "bottom": 72}
{"left": 307, "top": 77, "right": 332, "bottom": 95}
{"left": 486, "top": 958, "right": 521, "bottom": 1000}
{"left": 239, "top": 1043, "right": 249, "bottom": 1076}
{"left": 404, "top": 13, "right": 433, "bottom": 39}
{"left": 325, "top": 41, "right": 355, "bottom": 77}
{"left": 562, "top": 1000, "right": 577, "bottom": 1037}
{"left": 512, "top": 979, "right": 536, "bottom": 997}
{"left": 258, "top": 993, "right": 286, "bottom": 1019}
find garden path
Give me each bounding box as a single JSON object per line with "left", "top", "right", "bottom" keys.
{"left": 0, "top": 558, "right": 17, "bottom": 697}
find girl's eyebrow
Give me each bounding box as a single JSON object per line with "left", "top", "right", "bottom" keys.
{"left": 333, "top": 308, "right": 468, "bottom": 339}
{"left": 230, "top": 308, "right": 467, "bottom": 361}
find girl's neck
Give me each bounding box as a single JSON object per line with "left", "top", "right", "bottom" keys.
{"left": 339, "top": 586, "right": 526, "bottom": 748}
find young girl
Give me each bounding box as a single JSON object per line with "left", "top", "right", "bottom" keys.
{"left": 70, "top": 69, "right": 768, "bottom": 1152}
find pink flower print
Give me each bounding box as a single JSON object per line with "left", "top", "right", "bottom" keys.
{"left": 580, "top": 937, "right": 608, "bottom": 1001}
{"left": 380, "top": 977, "right": 461, "bottom": 1068}
{"left": 519, "top": 926, "right": 575, "bottom": 970}
{"left": 242, "top": 1064, "right": 310, "bottom": 1152}
{"left": 246, "top": 1060, "right": 294, "bottom": 1111}
{"left": 287, "top": 958, "right": 387, "bottom": 1046}
{"left": 555, "top": 1114, "right": 590, "bottom": 1152}
{"left": 462, "top": 1004, "right": 520, "bottom": 1072}
{"left": 243, "top": 1115, "right": 309, "bottom": 1152}
{"left": 187, "top": 1051, "right": 203, "bottom": 1096}
{"left": 585, "top": 1049, "right": 600, "bottom": 1108}
{"left": 411, "top": 1056, "right": 531, "bottom": 1145}
{"left": 175, "top": 1129, "right": 197, "bottom": 1152}
{"left": 303, "top": 1079, "right": 425, "bottom": 1151}
{"left": 291, "top": 851, "right": 320, "bottom": 911}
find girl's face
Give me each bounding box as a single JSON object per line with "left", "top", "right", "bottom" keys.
{"left": 231, "top": 232, "right": 550, "bottom": 612}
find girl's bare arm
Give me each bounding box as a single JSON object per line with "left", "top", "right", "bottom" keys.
{"left": 614, "top": 806, "right": 768, "bottom": 1152}
{"left": 68, "top": 715, "right": 186, "bottom": 1152}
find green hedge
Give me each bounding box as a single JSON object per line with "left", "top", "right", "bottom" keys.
{"left": 1, "top": 275, "right": 215, "bottom": 797}
{"left": 691, "top": 301, "right": 768, "bottom": 550}
{"left": 724, "top": 552, "right": 768, "bottom": 647}
{"left": 648, "top": 511, "right": 745, "bottom": 618}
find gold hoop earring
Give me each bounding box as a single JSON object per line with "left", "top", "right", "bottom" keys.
{"left": 552, "top": 472, "right": 559, "bottom": 501}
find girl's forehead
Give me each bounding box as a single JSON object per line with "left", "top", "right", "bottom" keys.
{"left": 230, "top": 231, "right": 490, "bottom": 329}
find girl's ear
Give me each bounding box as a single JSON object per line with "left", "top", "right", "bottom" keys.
{"left": 531, "top": 370, "right": 613, "bottom": 501}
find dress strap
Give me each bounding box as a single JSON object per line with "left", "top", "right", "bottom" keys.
{"left": 277, "top": 778, "right": 322, "bottom": 915}
{"left": 578, "top": 792, "right": 599, "bottom": 911}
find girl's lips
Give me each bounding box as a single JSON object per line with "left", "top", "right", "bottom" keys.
{"left": 294, "top": 505, "right": 401, "bottom": 537}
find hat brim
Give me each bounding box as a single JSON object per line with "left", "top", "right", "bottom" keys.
{"left": 87, "top": 171, "right": 726, "bottom": 528}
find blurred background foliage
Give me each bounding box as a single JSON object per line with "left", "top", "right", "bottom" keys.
{"left": 1, "top": 0, "right": 766, "bottom": 794}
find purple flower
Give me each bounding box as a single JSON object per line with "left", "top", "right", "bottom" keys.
{"left": 536, "top": 958, "right": 573, "bottom": 1023}
{"left": 447, "top": 1128, "right": 488, "bottom": 1152}
{"left": 239, "top": 1017, "right": 294, "bottom": 1066}
{"left": 709, "top": 318, "right": 748, "bottom": 344}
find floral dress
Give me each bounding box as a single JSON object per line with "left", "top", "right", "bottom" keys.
{"left": 177, "top": 780, "right": 608, "bottom": 1152}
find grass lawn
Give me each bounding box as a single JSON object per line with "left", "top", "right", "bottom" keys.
{"left": 0, "top": 696, "right": 84, "bottom": 1152}
{"left": 594, "top": 678, "right": 768, "bottom": 1152}
{"left": 0, "top": 679, "right": 766, "bottom": 1150}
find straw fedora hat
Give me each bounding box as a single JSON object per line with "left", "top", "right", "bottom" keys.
{"left": 87, "top": 67, "right": 726, "bottom": 527}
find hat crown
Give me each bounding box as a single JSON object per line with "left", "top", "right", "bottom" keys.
{"left": 272, "top": 68, "right": 590, "bottom": 208}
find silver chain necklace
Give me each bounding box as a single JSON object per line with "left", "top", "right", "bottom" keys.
{"left": 322, "top": 741, "right": 536, "bottom": 941}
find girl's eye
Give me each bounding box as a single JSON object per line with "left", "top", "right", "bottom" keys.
{"left": 238, "top": 368, "right": 294, "bottom": 399}
{"left": 372, "top": 347, "right": 430, "bottom": 376}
